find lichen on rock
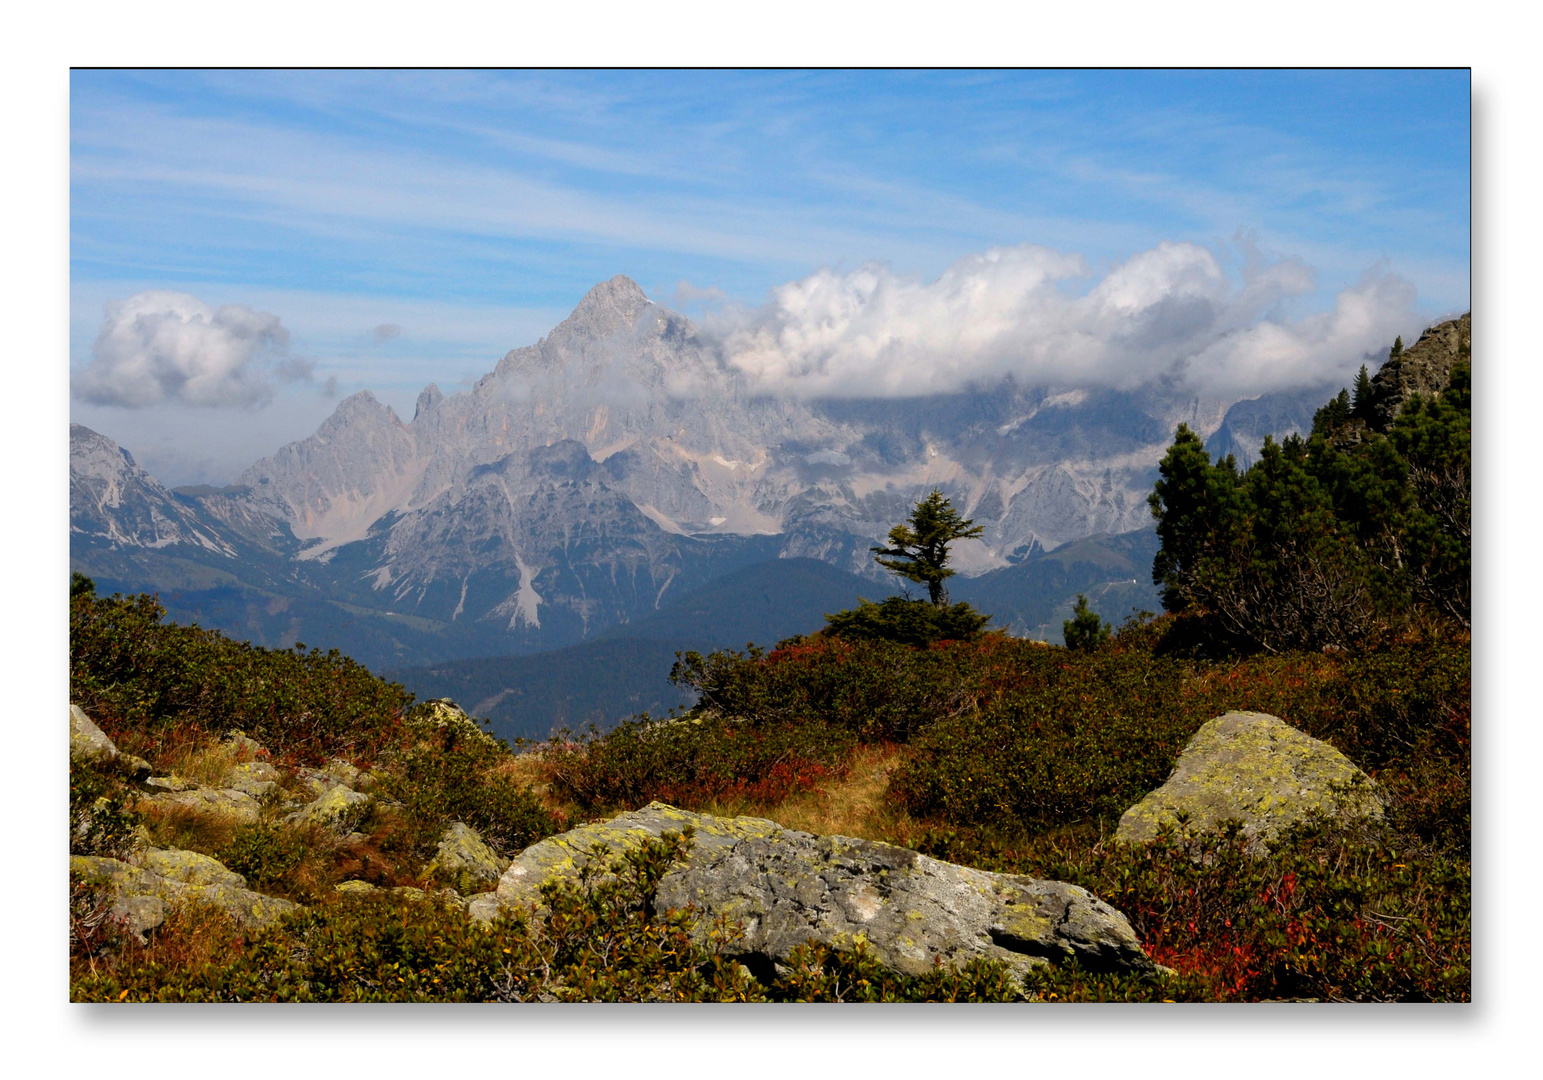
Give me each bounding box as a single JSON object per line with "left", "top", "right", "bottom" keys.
{"left": 472, "top": 801, "right": 1155, "bottom": 985}
{"left": 71, "top": 851, "right": 301, "bottom": 939}
{"left": 1115, "top": 711, "right": 1385, "bottom": 850}
{"left": 425, "top": 822, "right": 506, "bottom": 894}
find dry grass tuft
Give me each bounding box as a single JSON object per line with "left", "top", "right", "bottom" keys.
{"left": 157, "top": 740, "right": 245, "bottom": 788}
{"left": 138, "top": 803, "right": 243, "bottom": 856}
{"left": 691, "top": 743, "right": 926, "bottom": 848}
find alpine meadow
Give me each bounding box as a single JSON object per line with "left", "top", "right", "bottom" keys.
{"left": 67, "top": 70, "right": 1470, "bottom": 1005}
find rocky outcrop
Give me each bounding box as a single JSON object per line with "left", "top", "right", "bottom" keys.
{"left": 425, "top": 822, "right": 505, "bottom": 894}
{"left": 1366, "top": 312, "right": 1470, "bottom": 431}
{"left": 1115, "top": 711, "right": 1385, "bottom": 849}
{"left": 72, "top": 850, "right": 301, "bottom": 939}
{"left": 469, "top": 802, "right": 1154, "bottom": 984}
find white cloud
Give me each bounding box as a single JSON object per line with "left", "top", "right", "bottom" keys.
{"left": 712, "top": 241, "right": 1418, "bottom": 399}
{"left": 73, "top": 291, "right": 291, "bottom": 408}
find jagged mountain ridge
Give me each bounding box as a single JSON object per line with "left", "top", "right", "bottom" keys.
{"left": 225, "top": 276, "right": 1231, "bottom": 635}
{"left": 72, "top": 277, "right": 1454, "bottom": 664}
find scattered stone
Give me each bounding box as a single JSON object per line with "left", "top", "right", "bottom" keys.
{"left": 411, "top": 699, "right": 500, "bottom": 750}
{"left": 69, "top": 704, "right": 118, "bottom": 768}
{"left": 226, "top": 761, "right": 283, "bottom": 798}
{"left": 71, "top": 852, "right": 300, "bottom": 939}
{"left": 335, "top": 879, "right": 378, "bottom": 895}
{"left": 472, "top": 802, "right": 1154, "bottom": 985}
{"left": 143, "top": 775, "right": 196, "bottom": 793}
{"left": 1115, "top": 711, "right": 1386, "bottom": 850}
{"left": 138, "top": 847, "right": 248, "bottom": 889}
{"left": 141, "top": 785, "right": 263, "bottom": 823}
{"left": 286, "top": 784, "right": 371, "bottom": 829}
{"left": 323, "top": 760, "right": 362, "bottom": 787}
{"left": 222, "top": 731, "right": 269, "bottom": 759}
{"left": 116, "top": 754, "right": 153, "bottom": 782}
{"left": 425, "top": 822, "right": 506, "bottom": 894}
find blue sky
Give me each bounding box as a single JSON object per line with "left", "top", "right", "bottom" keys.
{"left": 69, "top": 69, "right": 1470, "bottom": 484}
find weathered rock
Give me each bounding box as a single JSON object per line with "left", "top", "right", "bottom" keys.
{"left": 143, "top": 775, "right": 195, "bottom": 793}
{"left": 286, "top": 784, "right": 371, "bottom": 829}
{"left": 138, "top": 847, "right": 247, "bottom": 889}
{"left": 1116, "top": 711, "right": 1385, "bottom": 849}
{"left": 222, "top": 731, "right": 268, "bottom": 759}
{"left": 141, "top": 785, "right": 262, "bottom": 823}
{"left": 425, "top": 822, "right": 506, "bottom": 894}
{"left": 335, "top": 879, "right": 377, "bottom": 895}
{"left": 472, "top": 802, "right": 1154, "bottom": 985}
{"left": 1366, "top": 313, "right": 1470, "bottom": 431}
{"left": 71, "top": 853, "right": 300, "bottom": 938}
{"left": 226, "top": 761, "right": 283, "bottom": 798}
{"left": 70, "top": 704, "right": 118, "bottom": 768}
{"left": 411, "top": 699, "right": 501, "bottom": 751}
{"left": 116, "top": 754, "right": 153, "bottom": 782}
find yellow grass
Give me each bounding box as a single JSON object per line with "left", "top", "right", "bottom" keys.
{"left": 154, "top": 739, "right": 244, "bottom": 788}
{"left": 687, "top": 743, "right": 928, "bottom": 849}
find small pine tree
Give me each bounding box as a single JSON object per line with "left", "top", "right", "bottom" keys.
{"left": 1062, "top": 594, "right": 1110, "bottom": 651}
{"left": 871, "top": 489, "right": 984, "bottom": 609}
{"left": 1351, "top": 364, "right": 1374, "bottom": 422}
{"left": 1390, "top": 335, "right": 1404, "bottom": 360}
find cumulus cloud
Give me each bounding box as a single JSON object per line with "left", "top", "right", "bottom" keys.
{"left": 73, "top": 291, "right": 292, "bottom": 408}
{"left": 710, "top": 241, "right": 1417, "bottom": 399}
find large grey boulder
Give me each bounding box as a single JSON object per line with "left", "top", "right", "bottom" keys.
{"left": 469, "top": 802, "right": 1154, "bottom": 984}
{"left": 1116, "top": 711, "right": 1385, "bottom": 849}
{"left": 425, "top": 822, "right": 506, "bottom": 894}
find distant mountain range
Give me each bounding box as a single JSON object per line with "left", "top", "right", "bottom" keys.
{"left": 387, "top": 538, "right": 1163, "bottom": 743}
{"left": 72, "top": 274, "right": 1365, "bottom": 683}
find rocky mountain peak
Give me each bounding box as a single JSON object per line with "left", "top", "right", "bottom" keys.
{"left": 1366, "top": 312, "right": 1470, "bottom": 431}
{"left": 547, "top": 275, "right": 652, "bottom": 344}
{"left": 414, "top": 383, "right": 444, "bottom": 422}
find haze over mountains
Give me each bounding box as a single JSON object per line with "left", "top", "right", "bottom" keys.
{"left": 72, "top": 273, "right": 1364, "bottom": 728}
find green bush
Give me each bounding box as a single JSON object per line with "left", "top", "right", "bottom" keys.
{"left": 670, "top": 635, "right": 1019, "bottom": 743}
{"left": 546, "top": 712, "right": 856, "bottom": 812}
{"left": 69, "top": 762, "right": 142, "bottom": 859}
{"left": 217, "top": 823, "right": 310, "bottom": 890}
{"left": 824, "top": 596, "right": 990, "bottom": 647}
{"left": 379, "top": 722, "right": 561, "bottom": 860}
{"left": 70, "top": 588, "right": 414, "bottom": 765}
{"left": 889, "top": 624, "right": 1467, "bottom": 838}
{"left": 928, "top": 817, "right": 1469, "bottom": 1003}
